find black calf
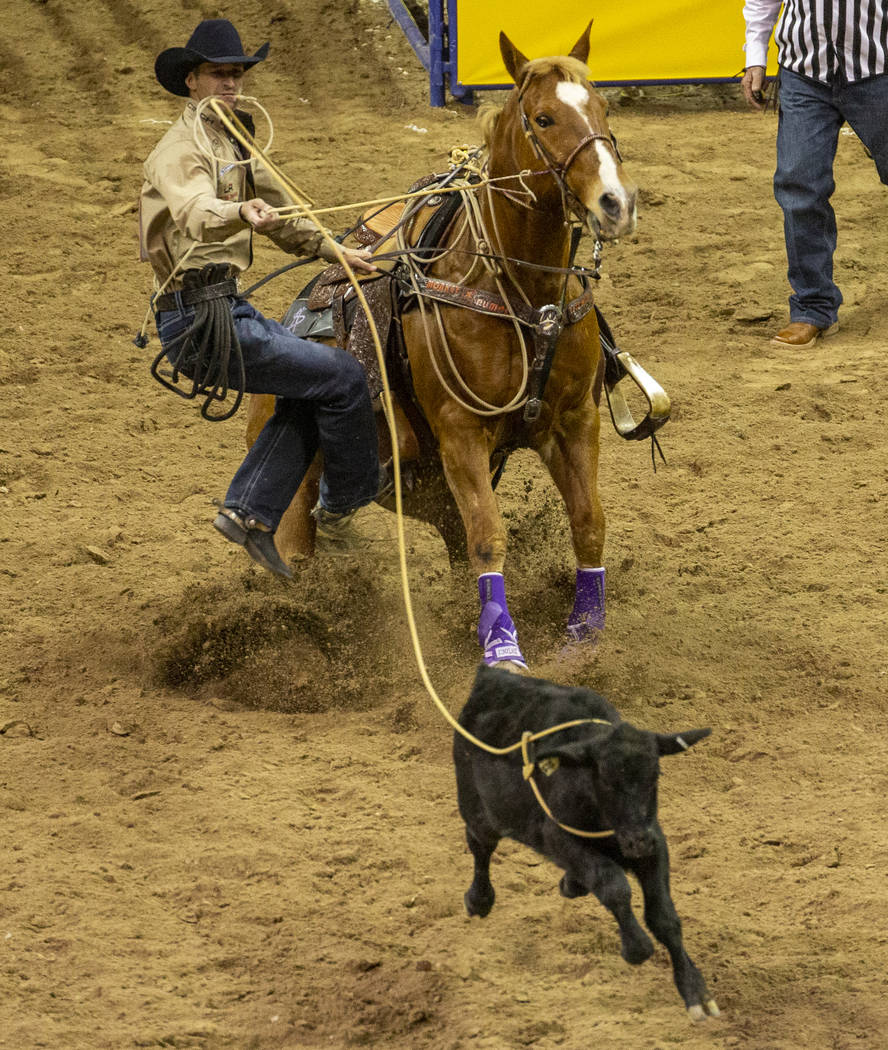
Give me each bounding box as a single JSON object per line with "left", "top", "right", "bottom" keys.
{"left": 453, "top": 664, "right": 720, "bottom": 1021}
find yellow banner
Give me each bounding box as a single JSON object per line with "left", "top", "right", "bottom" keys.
{"left": 454, "top": 1, "right": 776, "bottom": 85}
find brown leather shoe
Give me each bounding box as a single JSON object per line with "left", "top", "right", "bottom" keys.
{"left": 771, "top": 321, "right": 839, "bottom": 349}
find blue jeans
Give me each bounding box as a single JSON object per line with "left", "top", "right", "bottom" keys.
{"left": 775, "top": 68, "right": 888, "bottom": 328}
{"left": 156, "top": 297, "right": 379, "bottom": 529}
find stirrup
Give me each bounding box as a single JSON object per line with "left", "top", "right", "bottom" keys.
{"left": 604, "top": 349, "right": 672, "bottom": 441}
{"left": 596, "top": 306, "right": 671, "bottom": 441}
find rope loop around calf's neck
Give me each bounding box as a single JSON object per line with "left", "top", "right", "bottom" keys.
{"left": 520, "top": 725, "right": 616, "bottom": 839}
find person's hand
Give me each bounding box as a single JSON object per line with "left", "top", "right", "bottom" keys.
{"left": 317, "top": 242, "right": 378, "bottom": 273}
{"left": 239, "top": 198, "right": 286, "bottom": 233}
{"left": 742, "top": 66, "right": 768, "bottom": 110}
{"left": 339, "top": 247, "right": 378, "bottom": 275}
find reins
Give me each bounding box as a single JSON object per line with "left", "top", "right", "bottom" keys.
{"left": 373, "top": 244, "right": 602, "bottom": 283}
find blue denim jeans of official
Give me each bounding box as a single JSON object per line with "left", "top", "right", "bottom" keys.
{"left": 775, "top": 68, "right": 888, "bottom": 328}
{"left": 156, "top": 297, "right": 379, "bottom": 530}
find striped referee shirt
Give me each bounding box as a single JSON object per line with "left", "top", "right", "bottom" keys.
{"left": 744, "top": 0, "right": 888, "bottom": 83}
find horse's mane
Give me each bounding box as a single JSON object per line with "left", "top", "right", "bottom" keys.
{"left": 477, "top": 101, "right": 502, "bottom": 145}
{"left": 476, "top": 55, "right": 593, "bottom": 145}
{"left": 522, "top": 55, "right": 591, "bottom": 85}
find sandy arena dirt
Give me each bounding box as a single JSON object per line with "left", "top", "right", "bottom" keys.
{"left": 1, "top": 2, "right": 887, "bottom": 1048}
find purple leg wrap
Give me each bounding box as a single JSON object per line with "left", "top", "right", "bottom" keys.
{"left": 566, "top": 567, "right": 605, "bottom": 642}
{"left": 477, "top": 573, "right": 527, "bottom": 669}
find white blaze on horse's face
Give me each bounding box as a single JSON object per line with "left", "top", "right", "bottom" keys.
{"left": 554, "top": 80, "right": 637, "bottom": 239}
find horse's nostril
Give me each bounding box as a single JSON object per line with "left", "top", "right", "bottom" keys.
{"left": 599, "top": 193, "right": 623, "bottom": 219}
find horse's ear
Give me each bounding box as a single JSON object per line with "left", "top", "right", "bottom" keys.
{"left": 500, "top": 31, "right": 530, "bottom": 84}
{"left": 568, "top": 20, "right": 594, "bottom": 65}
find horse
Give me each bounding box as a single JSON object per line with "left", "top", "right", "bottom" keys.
{"left": 246, "top": 23, "right": 638, "bottom": 671}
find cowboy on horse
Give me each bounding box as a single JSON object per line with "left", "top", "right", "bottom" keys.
{"left": 140, "top": 18, "right": 382, "bottom": 578}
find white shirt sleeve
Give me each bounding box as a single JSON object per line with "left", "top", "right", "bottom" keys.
{"left": 743, "top": 0, "right": 782, "bottom": 68}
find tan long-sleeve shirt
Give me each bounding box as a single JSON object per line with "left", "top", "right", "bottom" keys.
{"left": 140, "top": 101, "right": 333, "bottom": 289}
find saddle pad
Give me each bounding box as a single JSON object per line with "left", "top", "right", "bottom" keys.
{"left": 334, "top": 277, "right": 396, "bottom": 399}
{"left": 284, "top": 276, "right": 395, "bottom": 400}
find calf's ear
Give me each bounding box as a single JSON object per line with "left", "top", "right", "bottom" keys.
{"left": 656, "top": 728, "right": 711, "bottom": 756}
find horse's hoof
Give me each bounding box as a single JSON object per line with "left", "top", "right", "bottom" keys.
{"left": 479, "top": 592, "right": 527, "bottom": 670}
{"left": 488, "top": 659, "right": 528, "bottom": 675}
{"left": 558, "top": 634, "right": 602, "bottom": 665}
{"left": 564, "top": 623, "right": 604, "bottom": 646}
{"left": 481, "top": 626, "right": 527, "bottom": 671}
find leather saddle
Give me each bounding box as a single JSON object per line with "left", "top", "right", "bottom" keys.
{"left": 281, "top": 175, "right": 462, "bottom": 399}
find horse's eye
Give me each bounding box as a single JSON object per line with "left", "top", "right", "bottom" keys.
{"left": 534, "top": 114, "right": 553, "bottom": 129}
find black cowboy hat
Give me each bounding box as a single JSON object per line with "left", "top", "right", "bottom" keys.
{"left": 155, "top": 19, "right": 270, "bottom": 97}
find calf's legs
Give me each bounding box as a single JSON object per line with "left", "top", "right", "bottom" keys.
{"left": 632, "top": 845, "right": 720, "bottom": 1019}
{"left": 463, "top": 825, "right": 499, "bottom": 918}
{"left": 458, "top": 818, "right": 719, "bottom": 1019}
{"left": 555, "top": 846, "right": 654, "bottom": 965}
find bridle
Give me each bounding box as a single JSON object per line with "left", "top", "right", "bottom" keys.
{"left": 514, "top": 73, "right": 623, "bottom": 228}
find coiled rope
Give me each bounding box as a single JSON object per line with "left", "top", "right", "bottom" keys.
{"left": 148, "top": 263, "right": 246, "bottom": 422}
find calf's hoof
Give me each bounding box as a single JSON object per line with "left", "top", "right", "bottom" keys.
{"left": 687, "top": 999, "right": 721, "bottom": 1022}
{"left": 464, "top": 888, "right": 494, "bottom": 918}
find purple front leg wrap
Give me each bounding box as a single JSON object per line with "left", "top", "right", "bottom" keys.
{"left": 477, "top": 572, "right": 527, "bottom": 669}
{"left": 566, "top": 567, "right": 605, "bottom": 642}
